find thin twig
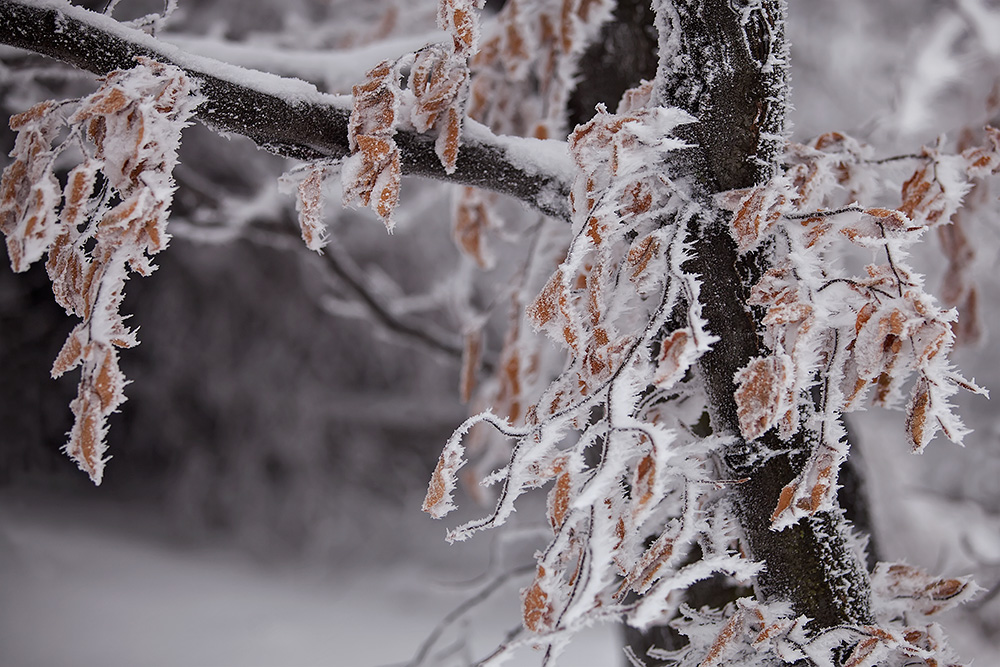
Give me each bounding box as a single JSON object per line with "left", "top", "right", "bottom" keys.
{"left": 407, "top": 564, "right": 535, "bottom": 667}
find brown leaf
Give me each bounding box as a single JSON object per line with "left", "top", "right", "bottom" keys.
{"left": 842, "top": 636, "right": 883, "bottom": 667}
{"left": 8, "top": 101, "right": 55, "bottom": 130}
{"left": 626, "top": 232, "right": 660, "bottom": 282}
{"left": 459, "top": 328, "right": 482, "bottom": 403}
{"left": 423, "top": 443, "right": 465, "bottom": 518}
{"left": 453, "top": 188, "right": 496, "bottom": 268}
{"left": 522, "top": 566, "right": 555, "bottom": 633}
{"left": 547, "top": 459, "right": 572, "bottom": 530}
{"left": 618, "top": 530, "right": 676, "bottom": 597}
{"left": 906, "top": 376, "right": 931, "bottom": 452}
{"left": 92, "top": 345, "right": 125, "bottom": 412}
{"left": 653, "top": 329, "right": 690, "bottom": 389}
{"left": 700, "top": 611, "right": 744, "bottom": 667}
{"left": 295, "top": 164, "right": 329, "bottom": 251}
{"left": 771, "top": 483, "right": 796, "bottom": 523}
{"left": 527, "top": 269, "right": 567, "bottom": 329}
{"left": 731, "top": 187, "right": 785, "bottom": 253}
{"left": 734, "top": 355, "right": 793, "bottom": 441}
{"left": 66, "top": 393, "right": 105, "bottom": 484}
{"left": 51, "top": 324, "right": 87, "bottom": 378}
{"left": 632, "top": 454, "right": 656, "bottom": 514}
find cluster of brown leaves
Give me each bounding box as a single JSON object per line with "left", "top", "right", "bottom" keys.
{"left": 445, "top": 0, "right": 617, "bottom": 271}
{"left": 343, "top": 60, "right": 403, "bottom": 231}
{"left": 424, "top": 98, "right": 738, "bottom": 647}
{"left": 0, "top": 59, "right": 199, "bottom": 482}
{"left": 725, "top": 130, "right": 994, "bottom": 528}
{"left": 469, "top": 0, "right": 613, "bottom": 139}
{"left": 341, "top": 0, "right": 485, "bottom": 233}
{"left": 835, "top": 563, "right": 979, "bottom": 667}
{"left": 526, "top": 106, "right": 694, "bottom": 409}
{"left": 659, "top": 561, "right": 975, "bottom": 666}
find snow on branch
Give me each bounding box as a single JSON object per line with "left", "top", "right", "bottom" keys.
{"left": 0, "top": 0, "right": 574, "bottom": 222}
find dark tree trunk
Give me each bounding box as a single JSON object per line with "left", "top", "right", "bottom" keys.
{"left": 657, "top": 0, "right": 875, "bottom": 635}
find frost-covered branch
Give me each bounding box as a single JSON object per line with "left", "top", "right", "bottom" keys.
{"left": 0, "top": 0, "right": 574, "bottom": 221}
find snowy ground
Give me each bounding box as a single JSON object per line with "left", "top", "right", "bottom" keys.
{"left": 2, "top": 466, "right": 998, "bottom": 667}
{"left": 0, "top": 492, "right": 620, "bottom": 667}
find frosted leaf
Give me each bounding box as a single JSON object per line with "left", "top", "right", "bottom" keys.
{"left": 0, "top": 59, "right": 199, "bottom": 484}
{"left": 733, "top": 354, "right": 794, "bottom": 442}
{"left": 452, "top": 187, "right": 497, "bottom": 268}
{"left": 438, "top": 0, "right": 484, "bottom": 57}
{"left": 521, "top": 565, "right": 559, "bottom": 634}
{"left": 871, "top": 563, "right": 981, "bottom": 617}
{"left": 653, "top": 329, "right": 697, "bottom": 390}
{"left": 344, "top": 60, "right": 403, "bottom": 231}
{"left": 293, "top": 163, "right": 331, "bottom": 252}
{"left": 729, "top": 183, "right": 788, "bottom": 253}
{"left": 422, "top": 415, "right": 473, "bottom": 518}
{"left": 0, "top": 101, "right": 63, "bottom": 272}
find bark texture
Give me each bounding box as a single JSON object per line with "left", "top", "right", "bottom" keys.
{"left": 653, "top": 0, "right": 875, "bottom": 632}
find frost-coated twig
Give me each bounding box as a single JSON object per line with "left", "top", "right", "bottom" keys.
{"left": 243, "top": 222, "right": 470, "bottom": 364}
{"left": 406, "top": 563, "right": 535, "bottom": 667}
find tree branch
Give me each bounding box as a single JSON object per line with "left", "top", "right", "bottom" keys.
{"left": 0, "top": 0, "right": 573, "bottom": 221}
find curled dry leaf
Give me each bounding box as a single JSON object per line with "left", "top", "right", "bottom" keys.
{"left": 453, "top": 187, "right": 497, "bottom": 268}
{"left": 0, "top": 101, "right": 62, "bottom": 272}
{"left": 294, "top": 163, "right": 330, "bottom": 252}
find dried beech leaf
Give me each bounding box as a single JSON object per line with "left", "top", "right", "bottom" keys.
{"left": 295, "top": 164, "right": 329, "bottom": 252}
{"left": 546, "top": 458, "right": 572, "bottom": 529}
{"left": 731, "top": 186, "right": 786, "bottom": 253}
{"left": 459, "top": 328, "right": 482, "bottom": 404}
{"left": 906, "top": 376, "right": 932, "bottom": 452}
{"left": 872, "top": 562, "right": 981, "bottom": 616}
{"left": 522, "top": 566, "right": 556, "bottom": 633}
{"left": 734, "top": 355, "right": 793, "bottom": 441}
{"left": 453, "top": 187, "right": 497, "bottom": 268}
{"left": 653, "top": 329, "right": 692, "bottom": 389}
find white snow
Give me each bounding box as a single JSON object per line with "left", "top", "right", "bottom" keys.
{"left": 162, "top": 31, "right": 447, "bottom": 94}
{"left": 0, "top": 494, "right": 621, "bottom": 667}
